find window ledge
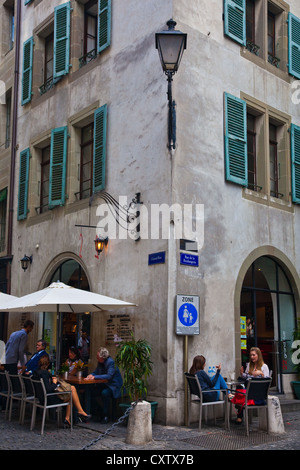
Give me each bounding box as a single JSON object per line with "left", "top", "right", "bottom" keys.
{"left": 241, "top": 47, "right": 290, "bottom": 83}
{"left": 243, "top": 188, "right": 294, "bottom": 212}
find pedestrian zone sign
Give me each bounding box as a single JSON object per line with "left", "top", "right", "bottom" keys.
{"left": 176, "top": 294, "right": 199, "bottom": 335}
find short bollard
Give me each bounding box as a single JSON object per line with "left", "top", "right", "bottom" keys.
{"left": 126, "top": 400, "right": 152, "bottom": 445}
{"left": 259, "top": 395, "right": 285, "bottom": 434}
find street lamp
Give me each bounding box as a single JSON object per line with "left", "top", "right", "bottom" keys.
{"left": 156, "top": 19, "right": 187, "bottom": 150}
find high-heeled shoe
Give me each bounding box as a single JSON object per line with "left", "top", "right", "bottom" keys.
{"left": 78, "top": 413, "right": 92, "bottom": 423}
{"left": 64, "top": 418, "right": 71, "bottom": 428}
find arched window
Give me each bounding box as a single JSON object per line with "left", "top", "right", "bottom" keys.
{"left": 241, "top": 256, "right": 296, "bottom": 392}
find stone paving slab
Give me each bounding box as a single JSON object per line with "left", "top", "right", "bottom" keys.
{"left": 0, "top": 408, "right": 299, "bottom": 452}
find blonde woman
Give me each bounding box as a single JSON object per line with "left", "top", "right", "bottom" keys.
{"left": 234, "top": 347, "right": 270, "bottom": 424}
{"left": 240, "top": 347, "right": 270, "bottom": 378}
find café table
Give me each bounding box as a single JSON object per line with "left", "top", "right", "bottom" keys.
{"left": 58, "top": 375, "right": 108, "bottom": 415}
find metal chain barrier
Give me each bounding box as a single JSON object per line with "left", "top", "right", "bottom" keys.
{"left": 80, "top": 401, "right": 138, "bottom": 450}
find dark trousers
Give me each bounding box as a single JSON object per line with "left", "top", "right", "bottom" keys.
{"left": 4, "top": 363, "right": 18, "bottom": 375}
{"left": 91, "top": 383, "right": 113, "bottom": 417}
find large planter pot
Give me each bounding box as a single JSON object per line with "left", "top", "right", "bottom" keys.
{"left": 119, "top": 400, "right": 158, "bottom": 424}
{"left": 291, "top": 381, "right": 300, "bottom": 399}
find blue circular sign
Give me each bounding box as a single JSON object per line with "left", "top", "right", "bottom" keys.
{"left": 178, "top": 303, "right": 198, "bottom": 326}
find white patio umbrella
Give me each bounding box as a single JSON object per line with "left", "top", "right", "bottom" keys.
{"left": 0, "top": 292, "right": 18, "bottom": 308}
{"left": 0, "top": 281, "right": 137, "bottom": 368}
{"left": 0, "top": 281, "right": 136, "bottom": 313}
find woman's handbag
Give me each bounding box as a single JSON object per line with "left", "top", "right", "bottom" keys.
{"left": 57, "top": 379, "right": 72, "bottom": 402}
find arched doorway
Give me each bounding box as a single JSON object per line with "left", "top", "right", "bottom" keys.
{"left": 42, "top": 259, "right": 91, "bottom": 367}
{"left": 240, "top": 256, "right": 297, "bottom": 393}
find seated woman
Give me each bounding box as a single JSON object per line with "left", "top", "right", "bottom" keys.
{"left": 64, "top": 346, "right": 81, "bottom": 376}
{"left": 32, "top": 356, "right": 91, "bottom": 427}
{"left": 233, "top": 347, "right": 270, "bottom": 424}
{"left": 189, "top": 355, "right": 233, "bottom": 402}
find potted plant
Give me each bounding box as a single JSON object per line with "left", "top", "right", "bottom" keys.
{"left": 291, "top": 319, "right": 300, "bottom": 399}
{"left": 75, "top": 360, "right": 88, "bottom": 379}
{"left": 58, "top": 363, "right": 70, "bottom": 379}
{"left": 115, "top": 332, "right": 157, "bottom": 442}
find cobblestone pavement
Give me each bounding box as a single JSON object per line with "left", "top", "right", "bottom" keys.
{"left": 0, "top": 407, "right": 299, "bottom": 453}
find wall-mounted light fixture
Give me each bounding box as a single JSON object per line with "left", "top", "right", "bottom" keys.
{"left": 21, "top": 255, "right": 32, "bottom": 272}
{"left": 155, "top": 19, "right": 187, "bottom": 150}
{"left": 94, "top": 236, "right": 108, "bottom": 256}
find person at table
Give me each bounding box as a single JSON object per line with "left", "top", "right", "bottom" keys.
{"left": 240, "top": 347, "right": 270, "bottom": 379}
{"left": 32, "top": 356, "right": 91, "bottom": 427}
{"left": 189, "top": 355, "right": 233, "bottom": 402}
{"left": 64, "top": 346, "right": 81, "bottom": 376}
{"left": 24, "top": 339, "right": 49, "bottom": 375}
{"left": 85, "top": 347, "right": 123, "bottom": 424}
{"left": 233, "top": 347, "right": 270, "bottom": 424}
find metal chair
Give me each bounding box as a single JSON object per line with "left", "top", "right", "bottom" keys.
{"left": 184, "top": 372, "right": 229, "bottom": 431}
{"left": 0, "top": 371, "right": 11, "bottom": 420}
{"left": 30, "top": 378, "right": 72, "bottom": 435}
{"left": 244, "top": 377, "right": 272, "bottom": 436}
{"left": 19, "top": 375, "right": 35, "bottom": 425}
{"left": 7, "top": 374, "right": 24, "bottom": 422}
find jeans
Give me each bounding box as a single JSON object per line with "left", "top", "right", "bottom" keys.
{"left": 203, "top": 374, "right": 229, "bottom": 402}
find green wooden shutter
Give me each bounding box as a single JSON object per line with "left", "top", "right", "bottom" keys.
{"left": 291, "top": 124, "right": 300, "bottom": 204}
{"left": 224, "top": 0, "right": 246, "bottom": 46}
{"left": 54, "top": 2, "right": 71, "bottom": 79}
{"left": 93, "top": 105, "right": 107, "bottom": 193}
{"left": 17, "top": 148, "right": 30, "bottom": 220}
{"left": 288, "top": 13, "right": 300, "bottom": 79}
{"left": 224, "top": 93, "right": 248, "bottom": 186}
{"left": 97, "top": 0, "right": 111, "bottom": 53}
{"left": 21, "top": 37, "right": 33, "bottom": 105}
{"left": 49, "top": 127, "right": 68, "bottom": 208}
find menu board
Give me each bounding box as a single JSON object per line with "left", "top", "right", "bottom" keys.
{"left": 106, "top": 314, "right": 134, "bottom": 345}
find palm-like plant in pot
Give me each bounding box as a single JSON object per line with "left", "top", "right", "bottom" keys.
{"left": 115, "top": 332, "right": 153, "bottom": 402}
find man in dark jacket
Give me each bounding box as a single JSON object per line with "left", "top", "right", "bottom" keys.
{"left": 85, "top": 347, "right": 123, "bottom": 423}
{"left": 25, "top": 339, "right": 49, "bottom": 375}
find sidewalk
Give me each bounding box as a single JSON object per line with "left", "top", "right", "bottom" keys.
{"left": 0, "top": 405, "right": 300, "bottom": 452}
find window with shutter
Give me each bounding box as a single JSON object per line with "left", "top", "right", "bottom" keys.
{"left": 21, "top": 37, "right": 33, "bottom": 105}
{"left": 288, "top": 13, "right": 300, "bottom": 80}
{"left": 17, "top": 149, "right": 30, "bottom": 220}
{"left": 224, "top": 93, "right": 248, "bottom": 186}
{"left": 54, "top": 2, "right": 71, "bottom": 79}
{"left": 291, "top": 124, "right": 300, "bottom": 204}
{"left": 93, "top": 105, "right": 107, "bottom": 193}
{"left": 224, "top": 0, "right": 246, "bottom": 46}
{"left": 98, "top": 0, "right": 111, "bottom": 53}
{"left": 49, "top": 127, "right": 68, "bottom": 208}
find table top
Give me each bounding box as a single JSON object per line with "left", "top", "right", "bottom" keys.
{"left": 58, "top": 375, "right": 108, "bottom": 385}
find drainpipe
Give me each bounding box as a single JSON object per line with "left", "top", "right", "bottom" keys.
{"left": 7, "top": 0, "right": 21, "bottom": 293}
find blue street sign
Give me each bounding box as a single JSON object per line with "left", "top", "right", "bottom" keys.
{"left": 148, "top": 251, "right": 166, "bottom": 265}
{"left": 176, "top": 295, "right": 200, "bottom": 335}
{"left": 180, "top": 253, "right": 199, "bottom": 267}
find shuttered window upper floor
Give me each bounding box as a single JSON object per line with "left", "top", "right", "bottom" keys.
{"left": 21, "top": 0, "right": 111, "bottom": 106}
{"left": 224, "top": 0, "right": 300, "bottom": 80}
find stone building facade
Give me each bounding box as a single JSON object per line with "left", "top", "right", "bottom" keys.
{"left": 1, "top": 0, "right": 300, "bottom": 425}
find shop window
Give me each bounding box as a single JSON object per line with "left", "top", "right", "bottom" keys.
{"left": 43, "top": 260, "right": 91, "bottom": 365}
{"left": 240, "top": 256, "right": 296, "bottom": 392}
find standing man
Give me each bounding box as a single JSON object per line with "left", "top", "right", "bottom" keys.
{"left": 25, "top": 339, "right": 48, "bottom": 375}
{"left": 4, "top": 320, "right": 34, "bottom": 374}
